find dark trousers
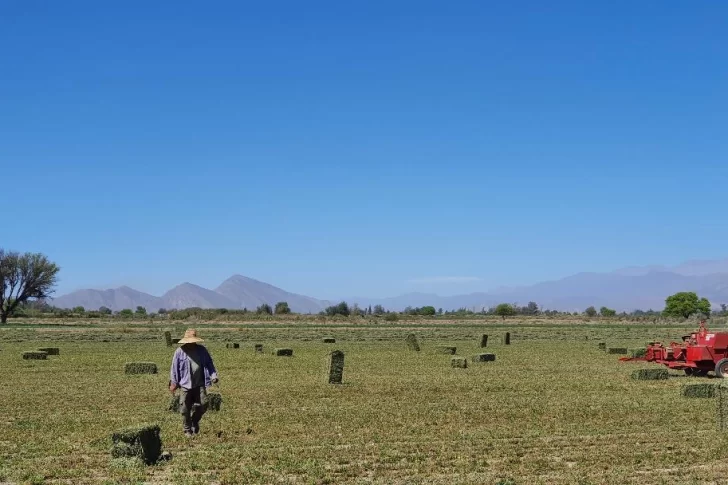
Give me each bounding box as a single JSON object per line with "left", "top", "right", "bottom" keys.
{"left": 180, "top": 386, "right": 208, "bottom": 432}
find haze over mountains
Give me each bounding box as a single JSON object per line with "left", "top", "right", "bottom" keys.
{"left": 52, "top": 259, "right": 728, "bottom": 313}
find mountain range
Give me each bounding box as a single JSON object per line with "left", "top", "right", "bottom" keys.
{"left": 51, "top": 259, "right": 728, "bottom": 313}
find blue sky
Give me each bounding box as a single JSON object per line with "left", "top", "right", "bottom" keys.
{"left": 1, "top": 1, "right": 726, "bottom": 298}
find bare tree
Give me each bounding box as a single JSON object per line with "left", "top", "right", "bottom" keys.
{"left": 0, "top": 250, "right": 60, "bottom": 323}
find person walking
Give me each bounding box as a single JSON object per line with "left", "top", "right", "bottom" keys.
{"left": 169, "top": 329, "right": 219, "bottom": 437}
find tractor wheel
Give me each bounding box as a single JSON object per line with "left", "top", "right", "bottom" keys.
{"left": 684, "top": 368, "right": 694, "bottom": 376}
{"left": 715, "top": 359, "right": 728, "bottom": 378}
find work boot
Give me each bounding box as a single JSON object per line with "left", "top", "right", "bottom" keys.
{"left": 184, "top": 431, "right": 193, "bottom": 438}
{"left": 192, "top": 424, "right": 200, "bottom": 435}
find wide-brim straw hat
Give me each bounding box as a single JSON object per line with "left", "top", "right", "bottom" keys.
{"left": 178, "top": 329, "right": 204, "bottom": 344}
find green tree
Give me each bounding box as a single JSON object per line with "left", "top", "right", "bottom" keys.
{"left": 584, "top": 306, "right": 597, "bottom": 317}
{"left": 99, "top": 306, "right": 112, "bottom": 315}
{"left": 599, "top": 306, "right": 616, "bottom": 317}
{"left": 419, "top": 306, "right": 436, "bottom": 316}
{"left": 274, "top": 301, "right": 291, "bottom": 314}
{"left": 0, "top": 250, "right": 60, "bottom": 324}
{"left": 118, "top": 309, "right": 134, "bottom": 317}
{"left": 256, "top": 303, "right": 273, "bottom": 315}
{"left": 373, "top": 304, "right": 385, "bottom": 315}
{"left": 325, "top": 302, "right": 350, "bottom": 316}
{"left": 158, "top": 308, "right": 167, "bottom": 315}
{"left": 135, "top": 306, "right": 147, "bottom": 316}
{"left": 495, "top": 303, "right": 516, "bottom": 319}
{"left": 73, "top": 306, "right": 85, "bottom": 314}
{"left": 663, "top": 292, "right": 711, "bottom": 318}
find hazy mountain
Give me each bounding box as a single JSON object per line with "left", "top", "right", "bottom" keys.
{"left": 214, "top": 275, "right": 328, "bottom": 313}
{"left": 160, "top": 283, "right": 236, "bottom": 310}
{"left": 614, "top": 258, "right": 728, "bottom": 277}
{"left": 52, "top": 286, "right": 163, "bottom": 312}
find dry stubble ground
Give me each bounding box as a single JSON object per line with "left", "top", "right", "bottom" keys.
{"left": 2, "top": 321, "right": 728, "bottom": 484}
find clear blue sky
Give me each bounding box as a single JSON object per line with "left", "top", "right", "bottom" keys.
{"left": 2, "top": 1, "right": 726, "bottom": 299}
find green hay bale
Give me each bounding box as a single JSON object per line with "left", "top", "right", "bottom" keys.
{"left": 629, "top": 348, "right": 646, "bottom": 358}
{"left": 274, "top": 348, "right": 293, "bottom": 357}
{"left": 434, "top": 346, "right": 457, "bottom": 355}
{"left": 682, "top": 383, "right": 717, "bottom": 398}
{"left": 124, "top": 362, "right": 158, "bottom": 375}
{"left": 168, "top": 395, "right": 180, "bottom": 412}
{"left": 597, "top": 342, "right": 606, "bottom": 351}
{"left": 717, "top": 381, "right": 728, "bottom": 431}
{"left": 451, "top": 356, "right": 467, "bottom": 368}
{"left": 207, "top": 392, "right": 222, "bottom": 411}
{"left": 472, "top": 353, "right": 496, "bottom": 363}
{"left": 406, "top": 334, "right": 420, "bottom": 352}
{"left": 505, "top": 332, "right": 511, "bottom": 345}
{"left": 37, "top": 347, "right": 59, "bottom": 356}
{"left": 608, "top": 347, "right": 628, "bottom": 355}
{"left": 22, "top": 351, "right": 48, "bottom": 360}
{"left": 480, "top": 334, "right": 488, "bottom": 348}
{"left": 225, "top": 343, "right": 240, "bottom": 349}
{"left": 323, "top": 337, "right": 336, "bottom": 344}
{"left": 328, "top": 350, "right": 345, "bottom": 384}
{"left": 631, "top": 368, "right": 669, "bottom": 380}
{"left": 164, "top": 331, "right": 172, "bottom": 347}
{"left": 254, "top": 344, "right": 263, "bottom": 353}
{"left": 111, "top": 424, "right": 162, "bottom": 465}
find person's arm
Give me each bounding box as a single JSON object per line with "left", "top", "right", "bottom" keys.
{"left": 204, "top": 347, "right": 218, "bottom": 384}
{"left": 170, "top": 349, "right": 180, "bottom": 393}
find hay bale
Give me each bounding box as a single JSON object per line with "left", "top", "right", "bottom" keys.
{"left": 323, "top": 337, "right": 336, "bottom": 344}
{"left": 225, "top": 343, "right": 240, "bottom": 349}
{"left": 254, "top": 344, "right": 263, "bottom": 353}
{"left": 451, "top": 356, "right": 467, "bottom": 368}
{"left": 171, "top": 338, "right": 180, "bottom": 344}
{"left": 124, "top": 362, "right": 158, "bottom": 375}
{"left": 164, "top": 331, "right": 172, "bottom": 347}
{"left": 111, "top": 424, "right": 162, "bottom": 465}
{"left": 597, "top": 342, "right": 606, "bottom": 351}
{"left": 328, "top": 350, "right": 345, "bottom": 384}
{"left": 168, "top": 395, "right": 180, "bottom": 413}
{"left": 717, "top": 381, "right": 728, "bottom": 431}
{"left": 274, "top": 348, "right": 293, "bottom": 357}
{"left": 607, "top": 347, "right": 628, "bottom": 355}
{"left": 480, "top": 334, "right": 488, "bottom": 348}
{"left": 631, "top": 368, "right": 669, "bottom": 380}
{"left": 682, "top": 383, "right": 716, "bottom": 398}
{"left": 472, "top": 353, "right": 496, "bottom": 363}
{"left": 37, "top": 347, "right": 59, "bottom": 356}
{"left": 505, "top": 332, "right": 511, "bottom": 345}
{"left": 207, "top": 392, "right": 222, "bottom": 411}
{"left": 629, "top": 348, "right": 646, "bottom": 358}
{"left": 406, "top": 334, "right": 420, "bottom": 352}
{"left": 22, "top": 351, "right": 48, "bottom": 360}
{"left": 434, "top": 346, "right": 457, "bottom": 355}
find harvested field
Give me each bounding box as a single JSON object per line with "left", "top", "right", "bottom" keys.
{"left": 124, "top": 362, "right": 158, "bottom": 375}
{"left": 1, "top": 319, "right": 726, "bottom": 484}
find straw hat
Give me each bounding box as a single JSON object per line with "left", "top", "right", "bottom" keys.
{"left": 178, "top": 329, "right": 204, "bottom": 345}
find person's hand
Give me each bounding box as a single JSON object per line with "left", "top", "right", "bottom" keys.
{"left": 169, "top": 383, "right": 178, "bottom": 394}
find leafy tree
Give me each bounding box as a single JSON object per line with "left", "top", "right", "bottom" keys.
{"left": 256, "top": 303, "right": 273, "bottom": 315}
{"left": 135, "top": 306, "right": 147, "bottom": 316}
{"left": 373, "top": 304, "right": 385, "bottom": 315}
{"left": 367, "top": 305, "right": 372, "bottom": 315}
{"left": 325, "top": 301, "right": 350, "bottom": 316}
{"left": 663, "top": 292, "right": 711, "bottom": 318}
{"left": 495, "top": 303, "right": 516, "bottom": 319}
{"left": 584, "top": 306, "right": 597, "bottom": 317}
{"left": 73, "top": 306, "right": 85, "bottom": 314}
{"left": 158, "top": 308, "right": 167, "bottom": 315}
{"left": 99, "top": 306, "right": 112, "bottom": 315}
{"left": 437, "top": 308, "right": 443, "bottom": 315}
{"left": 275, "top": 301, "right": 291, "bottom": 314}
{"left": 118, "top": 309, "right": 134, "bottom": 317}
{"left": 523, "top": 301, "right": 539, "bottom": 315}
{"left": 419, "top": 306, "right": 436, "bottom": 316}
{"left": 384, "top": 312, "right": 399, "bottom": 322}
{"left": 0, "top": 250, "right": 60, "bottom": 324}
{"left": 599, "top": 306, "right": 616, "bottom": 317}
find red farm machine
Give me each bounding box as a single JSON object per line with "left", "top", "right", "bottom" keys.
{"left": 623, "top": 321, "right": 728, "bottom": 377}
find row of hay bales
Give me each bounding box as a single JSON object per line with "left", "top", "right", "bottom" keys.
{"left": 598, "top": 342, "right": 646, "bottom": 358}
{"left": 22, "top": 347, "right": 60, "bottom": 360}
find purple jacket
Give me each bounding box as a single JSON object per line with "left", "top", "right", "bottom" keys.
{"left": 170, "top": 345, "right": 218, "bottom": 390}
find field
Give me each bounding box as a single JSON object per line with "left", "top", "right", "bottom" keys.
{"left": 3, "top": 319, "right": 728, "bottom": 484}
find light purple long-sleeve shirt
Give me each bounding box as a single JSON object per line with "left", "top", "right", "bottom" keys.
{"left": 170, "top": 345, "right": 218, "bottom": 389}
